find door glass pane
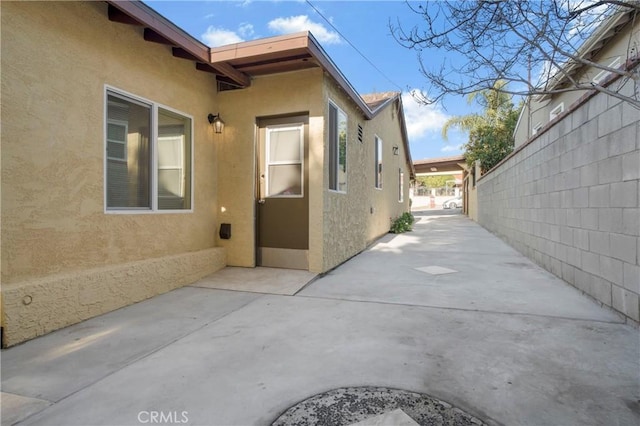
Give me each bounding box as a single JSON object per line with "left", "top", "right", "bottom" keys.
{"left": 266, "top": 125, "right": 303, "bottom": 198}
{"left": 268, "top": 164, "right": 302, "bottom": 196}
{"left": 269, "top": 129, "right": 300, "bottom": 162}
{"left": 106, "top": 94, "right": 151, "bottom": 209}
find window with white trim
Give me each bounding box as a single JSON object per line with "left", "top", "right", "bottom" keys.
{"left": 374, "top": 135, "right": 383, "bottom": 189}
{"left": 532, "top": 122, "right": 543, "bottom": 135}
{"left": 329, "top": 101, "right": 347, "bottom": 192}
{"left": 549, "top": 103, "right": 564, "bottom": 121}
{"left": 398, "top": 168, "right": 404, "bottom": 202}
{"left": 105, "top": 88, "right": 192, "bottom": 211}
{"left": 592, "top": 56, "right": 621, "bottom": 84}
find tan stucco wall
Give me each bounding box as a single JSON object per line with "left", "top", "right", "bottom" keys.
{"left": 322, "top": 78, "right": 412, "bottom": 272}
{"left": 2, "top": 248, "right": 225, "bottom": 347}
{"left": 215, "top": 70, "right": 411, "bottom": 274}
{"left": 1, "top": 2, "right": 225, "bottom": 346}
{"left": 215, "top": 69, "right": 326, "bottom": 272}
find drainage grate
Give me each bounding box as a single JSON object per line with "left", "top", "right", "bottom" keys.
{"left": 271, "top": 387, "right": 487, "bottom": 426}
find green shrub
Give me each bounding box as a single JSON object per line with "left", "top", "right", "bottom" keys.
{"left": 390, "top": 212, "right": 415, "bottom": 233}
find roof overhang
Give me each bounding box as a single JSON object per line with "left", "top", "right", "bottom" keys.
{"left": 537, "top": 5, "right": 638, "bottom": 99}
{"left": 105, "top": 1, "right": 414, "bottom": 173}
{"left": 414, "top": 155, "right": 466, "bottom": 175}
{"left": 106, "top": 1, "right": 387, "bottom": 119}
{"left": 211, "top": 31, "right": 386, "bottom": 119}
{"left": 106, "top": 0, "right": 250, "bottom": 87}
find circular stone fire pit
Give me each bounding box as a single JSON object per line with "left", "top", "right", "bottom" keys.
{"left": 271, "top": 387, "right": 488, "bottom": 426}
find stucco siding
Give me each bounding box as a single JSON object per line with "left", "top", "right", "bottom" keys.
{"left": 1, "top": 248, "right": 225, "bottom": 347}
{"left": 364, "top": 99, "right": 412, "bottom": 242}
{"left": 216, "top": 69, "right": 325, "bottom": 271}
{"left": 1, "top": 2, "right": 225, "bottom": 345}
{"left": 322, "top": 78, "right": 411, "bottom": 272}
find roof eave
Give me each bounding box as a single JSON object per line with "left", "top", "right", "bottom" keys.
{"left": 106, "top": 0, "right": 250, "bottom": 87}
{"left": 304, "top": 33, "right": 377, "bottom": 119}
{"left": 539, "top": 6, "right": 636, "bottom": 97}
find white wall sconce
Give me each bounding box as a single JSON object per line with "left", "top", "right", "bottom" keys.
{"left": 208, "top": 113, "right": 225, "bottom": 134}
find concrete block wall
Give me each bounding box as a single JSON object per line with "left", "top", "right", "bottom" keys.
{"left": 477, "top": 87, "right": 639, "bottom": 323}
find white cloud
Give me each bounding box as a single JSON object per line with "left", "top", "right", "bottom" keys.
{"left": 238, "top": 23, "right": 255, "bottom": 38}
{"left": 441, "top": 144, "right": 463, "bottom": 152}
{"left": 402, "top": 90, "right": 450, "bottom": 139}
{"left": 201, "top": 26, "right": 245, "bottom": 47}
{"left": 268, "top": 15, "right": 341, "bottom": 44}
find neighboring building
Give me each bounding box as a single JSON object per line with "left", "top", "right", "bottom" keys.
{"left": 478, "top": 8, "right": 640, "bottom": 323}
{"left": 1, "top": 1, "right": 414, "bottom": 346}
{"left": 513, "top": 6, "right": 639, "bottom": 147}
{"left": 412, "top": 155, "right": 465, "bottom": 209}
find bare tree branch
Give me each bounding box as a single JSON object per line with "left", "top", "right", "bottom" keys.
{"left": 391, "top": 0, "right": 640, "bottom": 108}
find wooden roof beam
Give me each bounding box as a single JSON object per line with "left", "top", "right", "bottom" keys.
{"left": 172, "top": 47, "right": 199, "bottom": 61}
{"left": 144, "top": 28, "right": 173, "bottom": 45}
{"left": 108, "top": 4, "right": 143, "bottom": 25}
{"left": 106, "top": 1, "right": 250, "bottom": 88}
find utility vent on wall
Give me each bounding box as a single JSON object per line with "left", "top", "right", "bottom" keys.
{"left": 357, "top": 124, "right": 363, "bottom": 143}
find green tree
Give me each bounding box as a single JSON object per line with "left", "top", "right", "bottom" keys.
{"left": 416, "top": 175, "right": 455, "bottom": 189}
{"left": 442, "top": 80, "right": 522, "bottom": 173}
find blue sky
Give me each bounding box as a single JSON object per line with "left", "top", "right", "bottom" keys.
{"left": 145, "top": 0, "right": 475, "bottom": 161}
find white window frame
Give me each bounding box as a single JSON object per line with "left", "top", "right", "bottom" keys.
{"left": 104, "top": 85, "right": 194, "bottom": 214}
{"left": 549, "top": 103, "right": 564, "bottom": 121}
{"left": 532, "top": 122, "right": 543, "bottom": 135}
{"left": 265, "top": 124, "right": 304, "bottom": 198}
{"left": 398, "top": 168, "right": 404, "bottom": 202}
{"left": 157, "top": 127, "right": 186, "bottom": 203}
{"left": 592, "top": 56, "right": 621, "bottom": 85}
{"left": 374, "top": 135, "right": 383, "bottom": 190}
{"left": 328, "top": 100, "right": 347, "bottom": 193}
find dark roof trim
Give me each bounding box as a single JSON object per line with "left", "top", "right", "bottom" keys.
{"left": 106, "top": 1, "right": 250, "bottom": 87}
{"left": 105, "top": 2, "right": 413, "bottom": 172}
{"left": 395, "top": 96, "right": 415, "bottom": 179}
{"left": 414, "top": 155, "right": 466, "bottom": 166}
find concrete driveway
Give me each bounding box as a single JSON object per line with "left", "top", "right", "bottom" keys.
{"left": 2, "top": 210, "right": 638, "bottom": 426}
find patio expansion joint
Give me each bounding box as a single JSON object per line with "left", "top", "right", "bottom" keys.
{"left": 294, "top": 294, "right": 628, "bottom": 325}
{"left": 0, "top": 390, "right": 54, "bottom": 404}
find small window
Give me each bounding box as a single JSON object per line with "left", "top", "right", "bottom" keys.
{"left": 549, "top": 103, "right": 564, "bottom": 121}
{"left": 106, "top": 87, "right": 192, "bottom": 212}
{"left": 532, "top": 123, "right": 543, "bottom": 135}
{"left": 329, "top": 101, "right": 347, "bottom": 192}
{"left": 592, "top": 56, "right": 621, "bottom": 84}
{"left": 398, "top": 168, "right": 404, "bottom": 202}
{"left": 374, "top": 135, "right": 383, "bottom": 189}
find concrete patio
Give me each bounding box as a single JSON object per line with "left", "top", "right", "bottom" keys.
{"left": 2, "top": 210, "right": 638, "bottom": 425}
